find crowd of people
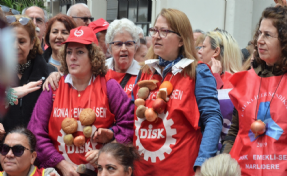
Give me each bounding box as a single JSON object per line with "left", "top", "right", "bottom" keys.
{"left": 0, "top": 0, "right": 287, "bottom": 175}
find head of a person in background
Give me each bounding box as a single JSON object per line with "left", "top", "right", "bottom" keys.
{"left": 59, "top": 26, "right": 107, "bottom": 78}
{"left": 198, "top": 28, "right": 242, "bottom": 74}
{"left": 97, "top": 143, "right": 140, "bottom": 176}
{"left": 106, "top": 18, "right": 139, "bottom": 73}
{"left": 200, "top": 154, "right": 241, "bottom": 176}
{"left": 145, "top": 36, "right": 152, "bottom": 49}
{"left": 195, "top": 33, "right": 205, "bottom": 60}
{"left": 45, "top": 14, "right": 76, "bottom": 58}
{"left": 134, "top": 38, "right": 147, "bottom": 63}
{"left": 67, "top": 3, "right": 93, "bottom": 27}
{"left": 145, "top": 8, "right": 198, "bottom": 78}
{"left": 89, "top": 18, "right": 110, "bottom": 58}
{"left": 22, "top": 6, "right": 47, "bottom": 45}
{"left": 136, "top": 26, "right": 144, "bottom": 38}
{"left": 252, "top": 5, "right": 287, "bottom": 71}
{"left": 7, "top": 15, "right": 42, "bottom": 65}
{"left": 193, "top": 29, "right": 205, "bottom": 44}
{"left": 0, "top": 127, "right": 37, "bottom": 176}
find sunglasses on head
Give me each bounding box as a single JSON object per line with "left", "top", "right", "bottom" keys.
{"left": 72, "top": 16, "right": 94, "bottom": 23}
{"left": 6, "top": 16, "right": 31, "bottom": 26}
{"left": 0, "top": 143, "right": 31, "bottom": 157}
{"left": 0, "top": 5, "right": 20, "bottom": 15}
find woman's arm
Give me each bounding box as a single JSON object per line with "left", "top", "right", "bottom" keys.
{"left": 27, "top": 86, "right": 64, "bottom": 168}
{"left": 106, "top": 79, "right": 135, "bottom": 143}
{"left": 193, "top": 64, "right": 223, "bottom": 169}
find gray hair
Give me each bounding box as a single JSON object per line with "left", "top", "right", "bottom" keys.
{"left": 193, "top": 29, "right": 205, "bottom": 34}
{"left": 67, "top": 3, "right": 89, "bottom": 16}
{"left": 22, "top": 6, "right": 48, "bottom": 22}
{"left": 106, "top": 18, "right": 139, "bottom": 49}
{"left": 136, "top": 26, "right": 144, "bottom": 37}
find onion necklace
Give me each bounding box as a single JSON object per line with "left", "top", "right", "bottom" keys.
{"left": 251, "top": 75, "right": 284, "bottom": 138}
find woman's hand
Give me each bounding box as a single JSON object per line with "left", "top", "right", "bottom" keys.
{"left": 92, "top": 128, "right": 114, "bottom": 144}
{"left": 56, "top": 160, "right": 79, "bottom": 176}
{"left": 12, "top": 80, "right": 42, "bottom": 99}
{"left": 209, "top": 58, "right": 222, "bottom": 74}
{"left": 43, "top": 72, "right": 61, "bottom": 91}
{"left": 85, "top": 149, "right": 99, "bottom": 168}
{"left": 194, "top": 166, "right": 201, "bottom": 176}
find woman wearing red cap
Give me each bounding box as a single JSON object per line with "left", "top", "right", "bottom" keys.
{"left": 28, "top": 26, "right": 134, "bottom": 176}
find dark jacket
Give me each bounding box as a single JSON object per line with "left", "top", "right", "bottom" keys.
{"left": 1, "top": 54, "right": 55, "bottom": 132}
{"left": 43, "top": 47, "right": 57, "bottom": 73}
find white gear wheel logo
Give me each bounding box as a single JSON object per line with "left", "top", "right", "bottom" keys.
{"left": 57, "top": 120, "right": 97, "bottom": 171}
{"left": 74, "top": 29, "right": 84, "bottom": 37}
{"left": 135, "top": 111, "right": 177, "bottom": 163}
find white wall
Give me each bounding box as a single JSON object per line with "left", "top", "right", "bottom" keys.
{"left": 88, "top": 0, "right": 107, "bottom": 20}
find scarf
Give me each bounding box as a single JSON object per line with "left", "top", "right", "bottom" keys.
{"left": 158, "top": 55, "right": 183, "bottom": 79}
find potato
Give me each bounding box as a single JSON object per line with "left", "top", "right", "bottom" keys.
{"left": 83, "top": 126, "right": 92, "bottom": 138}
{"left": 63, "top": 134, "right": 74, "bottom": 145}
{"left": 135, "top": 98, "right": 145, "bottom": 107}
{"left": 74, "top": 135, "right": 85, "bottom": 147}
{"left": 61, "top": 118, "right": 78, "bottom": 134}
{"left": 137, "top": 80, "right": 159, "bottom": 90}
{"left": 137, "top": 87, "right": 150, "bottom": 100}
{"left": 79, "top": 108, "right": 96, "bottom": 126}
{"left": 136, "top": 105, "right": 146, "bottom": 119}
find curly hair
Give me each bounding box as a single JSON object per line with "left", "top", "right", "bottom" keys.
{"left": 59, "top": 43, "right": 107, "bottom": 76}
{"left": 9, "top": 15, "right": 42, "bottom": 60}
{"left": 253, "top": 5, "right": 287, "bottom": 72}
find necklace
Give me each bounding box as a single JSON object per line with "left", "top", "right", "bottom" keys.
{"left": 18, "top": 60, "right": 31, "bottom": 75}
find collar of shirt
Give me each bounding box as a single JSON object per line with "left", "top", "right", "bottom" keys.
{"left": 64, "top": 74, "right": 95, "bottom": 90}
{"left": 105, "top": 57, "right": 140, "bottom": 75}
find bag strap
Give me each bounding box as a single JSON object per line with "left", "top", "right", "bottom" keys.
{"left": 120, "top": 73, "right": 132, "bottom": 89}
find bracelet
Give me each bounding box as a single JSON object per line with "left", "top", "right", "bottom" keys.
{"left": 6, "top": 88, "right": 18, "bottom": 106}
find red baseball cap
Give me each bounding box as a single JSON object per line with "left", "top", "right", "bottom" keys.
{"left": 88, "top": 18, "right": 109, "bottom": 34}
{"left": 63, "top": 26, "right": 98, "bottom": 45}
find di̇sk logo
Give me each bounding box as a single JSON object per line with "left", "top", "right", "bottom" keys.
{"left": 135, "top": 111, "right": 177, "bottom": 163}
{"left": 248, "top": 102, "right": 284, "bottom": 142}
{"left": 74, "top": 29, "right": 84, "bottom": 37}
{"left": 57, "top": 120, "right": 98, "bottom": 171}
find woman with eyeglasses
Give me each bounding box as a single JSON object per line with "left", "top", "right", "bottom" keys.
{"left": 43, "top": 14, "right": 77, "bottom": 71}
{"left": 132, "top": 8, "right": 222, "bottom": 176}
{"left": 0, "top": 127, "right": 59, "bottom": 176}
{"left": 221, "top": 6, "right": 287, "bottom": 176}
{"left": 1, "top": 15, "right": 55, "bottom": 134}
{"left": 28, "top": 26, "right": 134, "bottom": 176}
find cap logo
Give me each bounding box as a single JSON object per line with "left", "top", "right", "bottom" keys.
{"left": 103, "top": 22, "right": 108, "bottom": 26}
{"left": 74, "top": 29, "right": 84, "bottom": 37}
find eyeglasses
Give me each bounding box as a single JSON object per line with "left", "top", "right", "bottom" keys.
{"left": 257, "top": 30, "right": 278, "bottom": 41}
{"left": 196, "top": 46, "right": 203, "bottom": 50}
{"left": 6, "top": 16, "right": 31, "bottom": 26}
{"left": 0, "top": 144, "right": 31, "bottom": 157}
{"left": 149, "top": 27, "right": 181, "bottom": 38}
{"left": 109, "top": 41, "right": 136, "bottom": 49}
{"left": 0, "top": 5, "right": 20, "bottom": 15}
{"left": 72, "top": 16, "right": 94, "bottom": 23}
{"left": 30, "top": 17, "right": 44, "bottom": 25}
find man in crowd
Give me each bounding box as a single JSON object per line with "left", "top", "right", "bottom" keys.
{"left": 193, "top": 29, "right": 205, "bottom": 44}
{"left": 22, "top": 6, "right": 47, "bottom": 50}
{"left": 67, "top": 3, "right": 93, "bottom": 27}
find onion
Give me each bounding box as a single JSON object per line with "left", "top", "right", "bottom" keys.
{"left": 74, "top": 135, "right": 86, "bottom": 147}
{"left": 251, "top": 120, "right": 266, "bottom": 138}
{"left": 145, "top": 108, "right": 158, "bottom": 122}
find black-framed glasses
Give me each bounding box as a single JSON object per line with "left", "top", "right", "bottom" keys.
{"left": 0, "top": 144, "right": 31, "bottom": 157}
{"left": 0, "top": 5, "right": 20, "bottom": 15}
{"left": 109, "top": 41, "right": 136, "bottom": 49}
{"left": 72, "top": 16, "right": 94, "bottom": 23}
{"left": 6, "top": 16, "right": 31, "bottom": 26}
{"left": 149, "top": 27, "right": 181, "bottom": 38}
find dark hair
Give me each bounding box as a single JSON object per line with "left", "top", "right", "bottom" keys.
{"left": 96, "top": 31, "right": 107, "bottom": 41}
{"left": 139, "top": 38, "right": 146, "bottom": 45}
{"left": 98, "top": 143, "right": 140, "bottom": 174}
{"left": 253, "top": 5, "right": 287, "bottom": 72}
{"left": 4, "top": 127, "right": 36, "bottom": 152}
{"left": 45, "top": 14, "right": 77, "bottom": 47}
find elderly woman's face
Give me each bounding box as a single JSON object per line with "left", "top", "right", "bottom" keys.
{"left": 110, "top": 31, "right": 136, "bottom": 73}
{"left": 66, "top": 42, "right": 92, "bottom": 77}
{"left": 13, "top": 26, "right": 35, "bottom": 64}
{"left": 0, "top": 133, "right": 36, "bottom": 175}
{"left": 257, "top": 18, "right": 282, "bottom": 66}
{"left": 97, "top": 152, "right": 132, "bottom": 176}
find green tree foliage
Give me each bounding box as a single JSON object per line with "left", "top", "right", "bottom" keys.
{"left": 0, "top": 0, "right": 46, "bottom": 13}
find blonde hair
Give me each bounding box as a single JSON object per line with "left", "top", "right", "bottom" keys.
{"left": 200, "top": 154, "right": 241, "bottom": 176}
{"left": 142, "top": 8, "right": 198, "bottom": 79}
{"left": 206, "top": 29, "right": 242, "bottom": 74}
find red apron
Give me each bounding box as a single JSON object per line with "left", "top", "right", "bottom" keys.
{"left": 229, "top": 69, "right": 287, "bottom": 176}
{"left": 0, "top": 167, "right": 45, "bottom": 176}
{"left": 48, "top": 76, "right": 115, "bottom": 171}
{"left": 221, "top": 71, "right": 233, "bottom": 89}
{"left": 133, "top": 71, "right": 202, "bottom": 176}
{"left": 105, "top": 69, "right": 136, "bottom": 98}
